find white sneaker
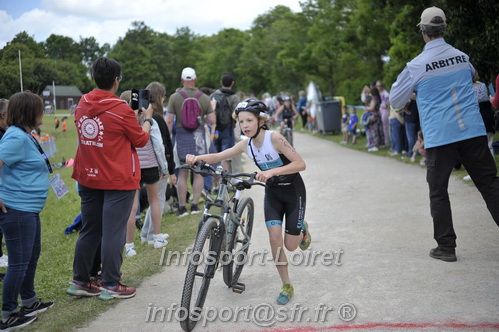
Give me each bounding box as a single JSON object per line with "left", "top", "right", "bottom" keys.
{"left": 368, "top": 147, "right": 379, "bottom": 152}
{"left": 0, "top": 255, "right": 8, "bottom": 267}
{"left": 125, "top": 243, "right": 136, "bottom": 257}
{"left": 147, "top": 233, "right": 169, "bottom": 245}
{"left": 463, "top": 175, "right": 471, "bottom": 181}
{"left": 153, "top": 234, "right": 168, "bottom": 249}
{"left": 410, "top": 156, "right": 416, "bottom": 163}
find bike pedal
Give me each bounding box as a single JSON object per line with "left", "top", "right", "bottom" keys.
{"left": 232, "top": 282, "right": 246, "bottom": 294}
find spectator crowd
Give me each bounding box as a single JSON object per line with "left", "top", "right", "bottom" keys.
{"left": 0, "top": 45, "right": 497, "bottom": 330}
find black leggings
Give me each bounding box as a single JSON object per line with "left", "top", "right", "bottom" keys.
{"left": 264, "top": 176, "right": 306, "bottom": 236}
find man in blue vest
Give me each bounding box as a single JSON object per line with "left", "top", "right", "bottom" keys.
{"left": 390, "top": 7, "right": 499, "bottom": 262}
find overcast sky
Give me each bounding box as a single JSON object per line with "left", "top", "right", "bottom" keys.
{"left": 0, "top": 0, "right": 303, "bottom": 49}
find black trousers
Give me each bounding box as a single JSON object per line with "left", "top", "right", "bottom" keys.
{"left": 73, "top": 185, "right": 135, "bottom": 286}
{"left": 426, "top": 136, "right": 499, "bottom": 251}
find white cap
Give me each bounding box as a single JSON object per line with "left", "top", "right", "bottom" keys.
{"left": 418, "top": 7, "right": 446, "bottom": 26}
{"left": 181, "top": 67, "right": 196, "bottom": 81}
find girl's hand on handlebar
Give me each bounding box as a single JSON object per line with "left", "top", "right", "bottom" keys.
{"left": 185, "top": 154, "right": 198, "bottom": 165}
{"left": 256, "top": 170, "right": 274, "bottom": 183}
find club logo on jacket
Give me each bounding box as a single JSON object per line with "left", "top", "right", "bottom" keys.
{"left": 77, "top": 116, "right": 104, "bottom": 147}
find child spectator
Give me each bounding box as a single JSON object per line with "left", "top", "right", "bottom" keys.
{"left": 412, "top": 130, "right": 426, "bottom": 166}
{"left": 62, "top": 118, "right": 67, "bottom": 137}
{"left": 348, "top": 108, "right": 358, "bottom": 144}
{"left": 340, "top": 106, "right": 349, "bottom": 144}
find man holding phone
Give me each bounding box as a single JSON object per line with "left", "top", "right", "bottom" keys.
{"left": 68, "top": 57, "right": 154, "bottom": 300}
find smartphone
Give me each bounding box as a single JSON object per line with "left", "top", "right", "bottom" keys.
{"left": 131, "top": 89, "right": 140, "bottom": 110}
{"left": 138, "top": 89, "right": 151, "bottom": 110}
{"left": 130, "top": 89, "right": 150, "bottom": 111}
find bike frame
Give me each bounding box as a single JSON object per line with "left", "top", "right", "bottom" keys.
{"left": 195, "top": 170, "right": 254, "bottom": 279}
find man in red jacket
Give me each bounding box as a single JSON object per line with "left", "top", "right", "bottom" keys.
{"left": 67, "top": 57, "right": 154, "bottom": 300}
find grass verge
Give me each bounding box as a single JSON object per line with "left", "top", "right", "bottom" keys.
{"left": 0, "top": 114, "right": 202, "bottom": 331}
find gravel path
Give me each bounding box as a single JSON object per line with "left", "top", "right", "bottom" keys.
{"left": 78, "top": 132, "right": 499, "bottom": 332}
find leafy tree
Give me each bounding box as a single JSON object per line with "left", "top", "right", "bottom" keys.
{"left": 169, "top": 26, "right": 202, "bottom": 90}
{"left": 197, "top": 28, "right": 248, "bottom": 90}
{"left": 444, "top": 0, "right": 499, "bottom": 83}
{"left": 79, "top": 36, "right": 109, "bottom": 68}
{"left": 1, "top": 2, "right": 498, "bottom": 104}
{"left": 385, "top": 0, "right": 499, "bottom": 87}
{"left": 237, "top": 5, "right": 302, "bottom": 96}
{"left": 108, "top": 22, "right": 176, "bottom": 95}
{"left": 0, "top": 33, "right": 45, "bottom": 96}
{"left": 44, "top": 34, "right": 82, "bottom": 63}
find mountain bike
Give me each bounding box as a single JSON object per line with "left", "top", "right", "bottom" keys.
{"left": 179, "top": 161, "right": 265, "bottom": 332}
{"left": 281, "top": 118, "right": 294, "bottom": 147}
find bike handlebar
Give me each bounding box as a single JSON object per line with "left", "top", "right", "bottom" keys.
{"left": 179, "top": 160, "right": 269, "bottom": 188}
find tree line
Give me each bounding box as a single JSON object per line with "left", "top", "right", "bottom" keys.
{"left": 1, "top": 0, "right": 497, "bottom": 105}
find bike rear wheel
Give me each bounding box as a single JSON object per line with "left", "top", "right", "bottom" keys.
{"left": 284, "top": 128, "right": 293, "bottom": 147}
{"left": 180, "top": 218, "right": 218, "bottom": 332}
{"left": 223, "top": 197, "right": 254, "bottom": 287}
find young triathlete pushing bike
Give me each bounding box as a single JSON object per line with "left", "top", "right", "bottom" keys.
{"left": 185, "top": 98, "right": 311, "bottom": 305}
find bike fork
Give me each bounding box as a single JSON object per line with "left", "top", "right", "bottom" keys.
{"left": 205, "top": 222, "right": 225, "bottom": 279}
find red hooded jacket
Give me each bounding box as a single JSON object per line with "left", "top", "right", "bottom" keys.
{"left": 72, "top": 89, "right": 149, "bottom": 190}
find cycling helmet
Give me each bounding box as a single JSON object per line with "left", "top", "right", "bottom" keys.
{"left": 234, "top": 98, "right": 270, "bottom": 119}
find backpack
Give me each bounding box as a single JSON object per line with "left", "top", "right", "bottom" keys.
{"left": 178, "top": 90, "right": 203, "bottom": 130}
{"left": 212, "top": 92, "right": 233, "bottom": 131}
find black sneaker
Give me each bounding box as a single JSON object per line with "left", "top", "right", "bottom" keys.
{"left": 429, "top": 247, "right": 457, "bottom": 262}
{"left": 135, "top": 217, "right": 143, "bottom": 230}
{"left": 176, "top": 206, "right": 189, "bottom": 218}
{"left": 0, "top": 312, "right": 37, "bottom": 330}
{"left": 20, "top": 300, "right": 54, "bottom": 317}
{"left": 190, "top": 204, "right": 201, "bottom": 215}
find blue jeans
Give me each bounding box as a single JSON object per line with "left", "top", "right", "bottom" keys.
{"left": 0, "top": 209, "right": 41, "bottom": 318}
{"left": 405, "top": 122, "right": 419, "bottom": 157}
{"left": 390, "top": 118, "right": 404, "bottom": 154}
{"left": 214, "top": 126, "right": 235, "bottom": 153}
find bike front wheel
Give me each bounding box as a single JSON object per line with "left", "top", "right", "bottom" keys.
{"left": 223, "top": 197, "right": 254, "bottom": 287}
{"left": 180, "top": 218, "right": 218, "bottom": 332}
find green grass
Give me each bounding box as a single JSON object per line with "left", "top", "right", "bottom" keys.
{"left": 1, "top": 114, "right": 202, "bottom": 331}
